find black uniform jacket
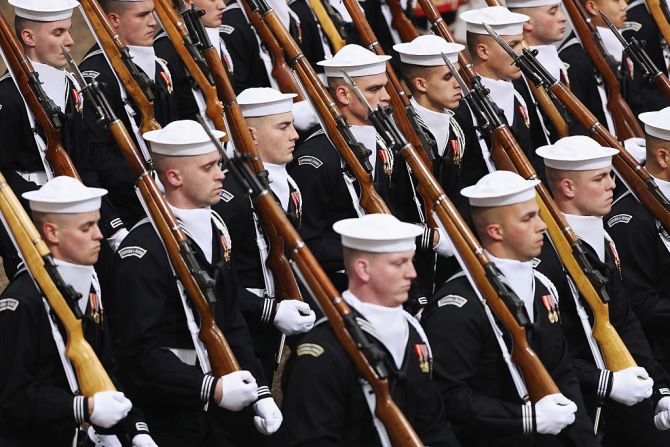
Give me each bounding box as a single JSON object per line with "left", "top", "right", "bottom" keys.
{"left": 622, "top": 0, "right": 670, "bottom": 116}
{"left": 109, "top": 217, "right": 268, "bottom": 414}
{"left": 537, "top": 236, "right": 670, "bottom": 446}
{"left": 0, "top": 270, "right": 148, "bottom": 446}
{"left": 281, "top": 313, "right": 462, "bottom": 447}
{"left": 79, "top": 45, "right": 176, "bottom": 226}
{"left": 606, "top": 190, "right": 670, "bottom": 372}
{"left": 421, "top": 272, "right": 600, "bottom": 447}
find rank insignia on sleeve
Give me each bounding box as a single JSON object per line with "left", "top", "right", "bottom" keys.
{"left": 118, "top": 246, "right": 147, "bottom": 259}
{"left": 0, "top": 298, "right": 19, "bottom": 312}
{"left": 296, "top": 343, "right": 325, "bottom": 357}
{"left": 220, "top": 189, "right": 234, "bottom": 202}
{"left": 219, "top": 24, "right": 235, "bottom": 34}
{"left": 82, "top": 70, "right": 100, "bottom": 81}
{"left": 298, "top": 155, "right": 323, "bottom": 169}
{"left": 437, "top": 295, "right": 467, "bottom": 308}
{"left": 621, "top": 21, "right": 642, "bottom": 32}
{"left": 607, "top": 214, "right": 632, "bottom": 227}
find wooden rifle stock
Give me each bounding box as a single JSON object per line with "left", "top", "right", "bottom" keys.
{"left": 0, "top": 13, "right": 79, "bottom": 178}
{"left": 186, "top": 6, "right": 303, "bottom": 302}
{"left": 68, "top": 59, "right": 241, "bottom": 375}
{"left": 308, "top": 0, "right": 346, "bottom": 51}
{"left": 153, "top": 0, "right": 229, "bottom": 141}
{"left": 645, "top": 0, "right": 670, "bottom": 64}
{"left": 239, "top": 0, "right": 305, "bottom": 100}
{"left": 78, "top": 0, "right": 161, "bottom": 134}
{"left": 562, "top": 0, "right": 643, "bottom": 139}
{"left": 0, "top": 175, "right": 115, "bottom": 395}
{"left": 386, "top": 0, "right": 420, "bottom": 42}
{"left": 254, "top": 0, "right": 390, "bottom": 214}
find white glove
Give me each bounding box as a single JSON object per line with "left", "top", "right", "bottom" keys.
{"left": 90, "top": 391, "right": 132, "bottom": 429}
{"left": 132, "top": 434, "right": 158, "bottom": 447}
{"left": 106, "top": 228, "right": 129, "bottom": 253}
{"left": 218, "top": 371, "right": 258, "bottom": 411}
{"left": 624, "top": 137, "right": 646, "bottom": 164}
{"left": 655, "top": 396, "right": 670, "bottom": 430}
{"left": 433, "top": 225, "right": 455, "bottom": 258}
{"left": 610, "top": 367, "right": 653, "bottom": 406}
{"left": 253, "top": 398, "right": 283, "bottom": 435}
{"left": 292, "top": 100, "right": 319, "bottom": 131}
{"left": 273, "top": 300, "right": 316, "bottom": 335}
{"left": 534, "top": 393, "right": 577, "bottom": 435}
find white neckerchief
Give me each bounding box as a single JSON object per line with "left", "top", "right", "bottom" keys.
{"left": 596, "top": 26, "right": 624, "bottom": 65}
{"left": 410, "top": 97, "right": 453, "bottom": 157}
{"left": 349, "top": 125, "right": 378, "bottom": 173}
{"left": 127, "top": 45, "right": 157, "bottom": 81}
{"left": 54, "top": 258, "right": 95, "bottom": 315}
{"left": 565, "top": 213, "right": 606, "bottom": 262}
{"left": 169, "top": 204, "right": 214, "bottom": 262}
{"left": 342, "top": 290, "right": 409, "bottom": 369}
{"left": 531, "top": 45, "right": 562, "bottom": 83}
{"left": 268, "top": 0, "right": 291, "bottom": 30}
{"left": 653, "top": 176, "right": 670, "bottom": 200}
{"left": 266, "top": 162, "right": 291, "bottom": 211}
{"left": 480, "top": 77, "right": 515, "bottom": 126}
{"left": 489, "top": 254, "right": 536, "bottom": 323}
{"left": 31, "top": 60, "right": 67, "bottom": 112}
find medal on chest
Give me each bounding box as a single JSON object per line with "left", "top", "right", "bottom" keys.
{"left": 89, "top": 290, "right": 103, "bottom": 325}
{"left": 414, "top": 343, "right": 431, "bottom": 374}
{"left": 159, "top": 71, "right": 173, "bottom": 94}
{"left": 541, "top": 294, "right": 559, "bottom": 324}
{"left": 607, "top": 239, "right": 622, "bottom": 279}
{"left": 378, "top": 147, "right": 394, "bottom": 178}
{"left": 449, "top": 139, "right": 462, "bottom": 170}
{"left": 518, "top": 104, "right": 530, "bottom": 128}
{"left": 71, "top": 87, "right": 83, "bottom": 113}
{"left": 290, "top": 189, "right": 302, "bottom": 225}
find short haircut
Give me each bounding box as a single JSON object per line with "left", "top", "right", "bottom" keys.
{"left": 342, "top": 246, "right": 374, "bottom": 273}
{"left": 99, "top": 0, "right": 136, "bottom": 14}
{"left": 14, "top": 16, "right": 40, "bottom": 45}
{"left": 466, "top": 31, "right": 486, "bottom": 62}
{"left": 326, "top": 76, "right": 347, "bottom": 97}
{"left": 469, "top": 205, "right": 492, "bottom": 241}
{"left": 398, "top": 62, "right": 426, "bottom": 95}
{"left": 646, "top": 133, "right": 668, "bottom": 160}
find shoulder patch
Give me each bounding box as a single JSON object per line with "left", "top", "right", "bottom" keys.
{"left": 296, "top": 343, "right": 324, "bottom": 357}
{"left": 660, "top": 387, "right": 670, "bottom": 396}
{"left": 437, "top": 294, "right": 467, "bottom": 308}
{"left": 0, "top": 298, "right": 19, "bottom": 312}
{"left": 298, "top": 155, "right": 323, "bottom": 169}
{"left": 621, "top": 21, "right": 642, "bottom": 32}
{"left": 118, "top": 246, "right": 147, "bottom": 259}
{"left": 82, "top": 70, "right": 100, "bottom": 80}
{"left": 220, "top": 189, "right": 234, "bottom": 202}
{"left": 219, "top": 24, "right": 235, "bottom": 34}
{"left": 607, "top": 214, "right": 632, "bottom": 227}
{"left": 532, "top": 257, "right": 541, "bottom": 268}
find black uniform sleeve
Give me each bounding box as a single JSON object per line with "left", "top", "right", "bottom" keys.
{"left": 560, "top": 45, "right": 603, "bottom": 136}
{"left": 422, "top": 295, "right": 525, "bottom": 435}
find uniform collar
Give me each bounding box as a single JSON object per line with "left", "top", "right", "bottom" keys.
{"left": 480, "top": 76, "right": 515, "bottom": 126}
{"left": 565, "top": 213, "right": 606, "bottom": 262}
{"left": 342, "top": 290, "right": 409, "bottom": 369}
{"left": 169, "top": 204, "right": 214, "bottom": 263}
{"left": 410, "top": 96, "right": 453, "bottom": 157}
{"left": 488, "top": 253, "right": 535, "bottom": 323}
{"left": 127, "top": 45, "right": 157, "bottom": 81}
{"left": 54, "top": 258, "right": 95, "bottom": 315}
{"left": 31, "top": 60, "right": 67, "bottom": 112}
{"left": 531, "top": 44, "right": 561, "bottom": 82}
{"left": 266, "top": 162, "right": 290, "bottom": 210}
{"left": 653, "top": 175, "right": 670, "bottom": 200}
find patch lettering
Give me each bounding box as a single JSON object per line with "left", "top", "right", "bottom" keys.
{"left": 0, "top": 298, "right": 19, "bottom": 312}
{"left": 296, "top": 343, "right": 324, "bottom": 357}
{"left": 607, "top": 214, "right": 632, "bottom": 227}
{"left": 118, "top": 246, "right": 147, "bottom": 259}
{"left": 219, "top": 24, "right": 235, "bottom": 34}
{"left": 82, "top": 70, "right": 100, "bottom": 80}
{"left": 298, "top": 155, "right": 323, "bottom": 169}
{"left": 437, "top": 295, "right": 467, "bottom": 308}
{"left": 621, "top": 21, "right": 642, "bottom": 32}
{"left": 220, "top": 189, "right": 234, "bottom": 202}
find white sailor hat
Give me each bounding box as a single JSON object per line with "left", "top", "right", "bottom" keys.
{"left": 317, "top": 44, "right": 391, "bottom": 78}
{"left": 23, "top": 176, "right": 107, "bottom": 214}
{"left": 460, "top": 6, "right": 529, "bottom": 36}
{"left": 10, "top": 0, "right": 80, "bottom": 22}
{"left": 143, "top": 120, "right": 225, "bottom": 156}
{"left": 333, "top": 213, "right": 423, "bottom": 253}
{"left": 639, "top": 106, "right": 670, "bottom": 141}
{"left": 237, "top": 87, "right": 297, "bottom": 118}
{"left": 461, "top": 170, "right": 539, "bottom": 207}
{"left": 393, "top": 35, "right": 464, "bottom": 66}
{"left": 505, "top": 0, "right": 561, "bottom": 9}
{"left": 536, "top": 135, "right": 619, "bottom": 171}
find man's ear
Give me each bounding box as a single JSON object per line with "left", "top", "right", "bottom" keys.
{"left": 485, "top": 222, "right": 503, "bottom": 242}
{"left": 523, "top": 18, "right": 534, "bottom": 34}
{"left": 475, "top": 42, "right": 489, "bottom": 61}
{"left": 584, "top": 0, "right": 600, "bottom": 17}
{"left": 353, "top": 257, "right": 370, "bottom": 282}
{"left": 107, "top": 12, "right": 121, "bottom": 29}
{"left": 656, "top": 147, "right": 670, "bottom": 170}
{"left": 248, "top": 126, "right": 258, "bottom": 145}
{"left": 20, "top": 29, "right": 36, "bottom": 49}
{"left": 334, "top": 84, "right": 350, "bottom": 106}
{"left": 42, "top": 222, "right": 59, "bottom": 245}
{"left": 560, "top": 177, "right": 576, "bottom": 199}
{"left": 164, "top": 167, "right": 183, "bottom": 188}
{"left": 413, "top": 76, "right": 429, "bottom": 94}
